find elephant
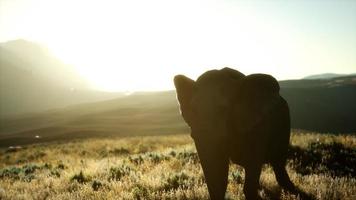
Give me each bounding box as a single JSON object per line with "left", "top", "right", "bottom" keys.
{"left": 174, "top": 67, "right": 297, "bottom": 199}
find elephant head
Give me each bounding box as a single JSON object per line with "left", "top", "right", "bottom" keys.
{"left": 174, "top": 68, "right": 282, "bottom": 199}
{"left": 174, "top": 68, "right": 245, "bottom": 199}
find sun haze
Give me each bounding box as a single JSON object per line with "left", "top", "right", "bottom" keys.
{"left": 0, "top": 0, "right": 355, "bottom": 92}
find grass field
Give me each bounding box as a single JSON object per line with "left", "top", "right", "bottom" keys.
{"left": 0, "top": 132, "right": 355, "bottom": 200}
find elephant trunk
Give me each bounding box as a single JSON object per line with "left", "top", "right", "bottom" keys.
{"left": 194, "top": 136, "right": 229, "bottom": 200}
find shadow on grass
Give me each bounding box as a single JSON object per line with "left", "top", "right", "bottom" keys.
{"left": 260, "top": 141, "right": 356, "bottom": 200}
{"left": 261, "top": 185, "right": 316, "bottom": 200}
{"left": 288, "top": 142, "right": 356, "bottom": 177}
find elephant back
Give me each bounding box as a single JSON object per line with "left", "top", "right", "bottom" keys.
{"left": 239, "top": 74, "right": 280, "bottom": 98}
{"left": 233, "top": 74, "right": 281, "bottom": 132}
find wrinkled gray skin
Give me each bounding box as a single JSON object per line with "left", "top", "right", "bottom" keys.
{"left": 174, "top": 68, "right": 296, "bottom": 199}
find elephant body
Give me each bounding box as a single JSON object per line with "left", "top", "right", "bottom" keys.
{"left": 174, "top": 68, "right": 296, "bottom": 199}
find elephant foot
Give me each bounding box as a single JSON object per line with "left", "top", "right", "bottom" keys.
{"left": 272, "top": 162, "right": 296, "bottom": 192}
{"left": 244, "top": 192, "right": 261, "bottom": 200}
{"left": 272, "top": 162, "right": 315, "bottom": 200}
{"left": 243, "top": 166, "right": 262, "bottom": 200}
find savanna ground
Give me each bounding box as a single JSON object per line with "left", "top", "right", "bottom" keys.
{"left": 0, "top": 132, "right": 355, "bottom": 200}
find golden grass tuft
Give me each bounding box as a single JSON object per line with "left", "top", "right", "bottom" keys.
{"left": 0, "top": 132, "right": 355, "bottom": 199}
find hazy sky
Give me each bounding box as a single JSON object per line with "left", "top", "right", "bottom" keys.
{"left": 1, "top": 0, "right": 355, "bottom": 91}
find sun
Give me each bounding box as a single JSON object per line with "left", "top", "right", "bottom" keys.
{"left": 4, "top": 0, "right": 354, "bottom": 92}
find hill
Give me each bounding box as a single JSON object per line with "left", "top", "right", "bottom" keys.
{"left": 280, "top": 75, "right": 356, "bottom": 133}
{"left": 0, "top": 40, "right": 123, "bottom": 117}
{"left": 303, "top": 73, "right": 355, "bottom": 80}
{"left": 0, "top": 75, "right": 356, "bottom": 147}
{"left": 0, "top": 91, "right": 188, "bottom": 147}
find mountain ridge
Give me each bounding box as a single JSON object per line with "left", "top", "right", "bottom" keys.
{"left": 0, "top": 39, "right": 123, "bottom": 117}
{"left": 1, "top": 39, "right": 355, "bottom": 146}
{"left": 303, "top": 73, "right": 356, "bottom": 80}
{"left": 1, "top": 75, "right": 356, "bottom": 147}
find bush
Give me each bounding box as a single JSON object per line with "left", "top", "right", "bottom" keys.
{"left": 146, "top": 152, "right": 170, "bottom": 163}
{"left": 0, "top": 167, "right": 21, "bottom": 179}
{"left": 28, "top": 151, "right": 46, "bottom": 160}
{"left": 161, "top": 172, "right": 193, "bottom": 191}
{"left": 177, "top": 151, "right": 199, "bottom": 164}
{"left": 23, "top": 164, "right": 39, "bottom": 175}
{"left": 43, "top": 163, "right": 52, "bottom": 169}
{"left": 108, "top": 165, "right": 131, "bottom": 181}
{"left": 131, "top": 184, "right": 149, "bottom": 199}
{"left": 147, "top": 153, "right": 162, "bottom": 163}
{"left": 16, "top": 159, "right": 28, "bottom": 164}
{"left": 50, "top": 169, "right": 61, "bottom": 177}
{"left": 289, "top": 142, "right": 356, "bottom": 177}
{"left": 23, "top": 174, "right": 35, "bottom": 182}
{"left": 230, "top": 170, "right": 243, "bottom": 184}
{"left": 56, "top": 163, "right": 66, "bottom": 170}
{"left": 92, "top": 180, "right": 103, "bottom": 191}
{"left": 129, "top": 155, "right": 144, "bottom": 165}
{"left": 70, "top": 171, "right": 90, "bottom": 183}
{"left": 169, "top": 150, "right": 177, "bottom": 157}
{"left": 110, "top": 147, "right": 130, "bottom": 155}
{"left": 49, "top": 163, "right": 65, "bottom": 177}
{"left": 0, "top": 164, "right": 40, "bottom": 181}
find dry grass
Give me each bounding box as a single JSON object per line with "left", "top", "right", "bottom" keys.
{"left": 0, "top": 132, "right": 355, "bottom": 200}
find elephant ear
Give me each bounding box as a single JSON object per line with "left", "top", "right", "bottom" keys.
{"left": 236, "top": 74, "right": 281, "bottom": 131}
{"left": 173, "top": 75, "right": 195, "bottom": 126}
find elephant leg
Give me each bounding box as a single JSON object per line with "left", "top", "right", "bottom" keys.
{"left": 194, "top": 139, "right": 229, "bottom": 200}
{"left": 203, "top": 159, "right": 229, "bottom": 200}
{"left": 243, "top": 165, "right": 262, "bottom": 200}
{"left": 272, "top": 161, "right": 295, "bottom": 192}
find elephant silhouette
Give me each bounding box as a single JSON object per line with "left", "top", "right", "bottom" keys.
{"left": 174, "top": 68, "right": 298, "bottom": 199}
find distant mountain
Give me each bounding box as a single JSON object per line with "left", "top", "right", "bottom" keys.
{"left": 303, "top": 73, "right": 356, "bottom": 80}
{"left": 0, "top": 75, "right": 355, "bottom": 147}
{"left": 280, "top": 74, "right": 356, "bottom": 88}
{"left": 0, "top": 39, "right": 89, "bottom": 89}
{"left": 280, "top": 75, "right": 356, "bottom": 133}
{"left": 0, "top": 91, "right": 188, "bottom": 147}
{"left": 0, "top": 39, "right": 123, "bottom": 117}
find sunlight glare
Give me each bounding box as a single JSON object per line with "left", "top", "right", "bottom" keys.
{"left": 2, "top": 0, "right": 354, "bottom": 91}
{"left": 44, "top": 0, "right": 288, "bottom": 91}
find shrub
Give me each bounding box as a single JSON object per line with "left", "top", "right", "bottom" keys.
{"left": 230, "top": 170, "right": 243, "bottom": 184}
{"left": 81, "top": 150, "right": 88, "bottom": 156}
{"left": 70, "top": 171, "right": 90, "bottom": 183}
{"left": 99, "top": 150, "right": 108, "bottom": 157}
{"left": 22, "top": 164, "right": 39, "bottom": 175}
{"left": 43, "top": 163, "right": 52, "bottom": 169}
{"left": 161, "top": 172, "right": 192, "bottom": 191}
{"left": 289, "top": 142, "right": 356, "bottom": 177}
{"left": 177, "top": 151, "right": 199, "bottom": 164}
{"left": 146, "top": 152, "right": 170, "bottom": 163}
{"left": 23, "top": 174, "right": 35, "bottom": 182}
{"left": 147, "top": 153, "right": 162, "bottom": 163}
{"left": 28, "top": 151, "right": 46, "bottom": 160}
{"left": 131, "top": 184, "right": 149, "bottom": 199}
{"left": 129, "top": 155, "right": 144, "bottom": 165}
{"left": 56, "top": 163, "right": 66, "bottom": 170}
{"left": 92, "top": 180, "right": 103, "bottom": 191}
{"left": 169, "top": 150, "right": 177, "bottom": 157}
{"left": 50, "top": 169, "right": 61, "bottom": 177}
{"left": 110, "top": 147, "right": 130, "bottom": 155}
{"left": 108, "top": 165, "right": 131, "bottom": 181}
{"left": 16, "top": 159, "right": 28, "bottom": 164}
{"left": 0, "top": 167, "right": 21, "bottom": 179}
{"left": 0, "top": 164, "right": 43, "bottom": 181}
